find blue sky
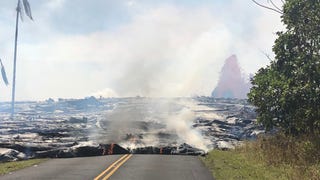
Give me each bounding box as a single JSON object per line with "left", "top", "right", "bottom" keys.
{"left": 0, "top": 0, "right": 284, "bottom": 101}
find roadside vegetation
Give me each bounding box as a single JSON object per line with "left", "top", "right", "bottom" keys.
{"left": 0, "top": 159, "right": 47, "bottom": 175}
{"left": 204, "top": 0, "right": 320, "bottom": 179}
{"left": 202, "top": 134, "right": 320, "bottom": 179}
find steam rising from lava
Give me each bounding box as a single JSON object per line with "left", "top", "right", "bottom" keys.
{"left": 90, "top": 98, "right": 210, "bottom": 151}
{"left": 165, "top": 108, "right": 210, "bottom": 151}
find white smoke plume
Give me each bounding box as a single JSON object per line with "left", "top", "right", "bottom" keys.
{"left": 165, "top": 108, "right": 210, "bottom": 151}
{"left": 90, "top": 98, "right": 210, "bottom": 151}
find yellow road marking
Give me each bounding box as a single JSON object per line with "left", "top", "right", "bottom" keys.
{"left": 102, "top": 154, "right": 133, "bottom": 180}
{"left": 94, "top": 154, "right": 129, "bottom": 180}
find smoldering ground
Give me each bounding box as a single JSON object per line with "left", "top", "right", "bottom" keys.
{"left": 90, "top": 98, "right": 211, "bottom": 151}
{"left": 0, "top": 97, "right": 260, "bottom": 160}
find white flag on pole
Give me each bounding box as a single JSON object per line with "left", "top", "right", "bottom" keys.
{"left": 22, "top": 0, "right": 33, "bottom": 20}
{"left": 17, "top": 0, "right": 33, "bottom": 21}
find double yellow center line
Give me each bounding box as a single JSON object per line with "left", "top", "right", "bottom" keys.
{"left": 94, "top": 154, "right": 133, "bottom": 180}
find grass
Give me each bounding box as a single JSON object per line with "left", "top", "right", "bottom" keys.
{"left": 0, "top": 159, "right": 48, "bottom": 175}
{"left": 202, "top": 149, "right": 293, "bottom": 180}
{"left": 202, "top": 133, "right": 320, "bottom": 180}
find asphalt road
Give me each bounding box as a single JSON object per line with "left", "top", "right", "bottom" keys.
{"left": 0, "top": 155, "right": 213, "bottom": 180}
{"left": 109, "top": 155, "right": 213, "bottom": 180}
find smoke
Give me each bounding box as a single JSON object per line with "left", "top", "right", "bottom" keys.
{"left": 165, "top": 108, "right": 210, "bottom": 151}
{"left": 96, "top": 104, "right": 147, "bottom": 143}
{"left": 91, "top": 88, "right": 118, "bottom": 98}
{"left": 0, "top": 1, "right": 285, "bottom": 101}
{"left": 90, "top": 98, "right": 210, "bottom": 151}
{"left": 110, "top": 6, "right": 231, "bottom": 97}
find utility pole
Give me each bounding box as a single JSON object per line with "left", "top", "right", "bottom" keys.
{"left": 11, "top": 0, "right": 33, "bottom": 118}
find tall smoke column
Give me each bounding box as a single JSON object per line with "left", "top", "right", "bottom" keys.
{"left": 212, "top": 55, "right": 251, "bottom": 99}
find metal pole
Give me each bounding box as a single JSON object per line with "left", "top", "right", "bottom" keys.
{"left": 11, "top": 1, "right": 20, "bottom": 118}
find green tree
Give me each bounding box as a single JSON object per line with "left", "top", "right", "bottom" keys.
{"left": 248, "top": 0, "right": 320, "bottom": 135}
